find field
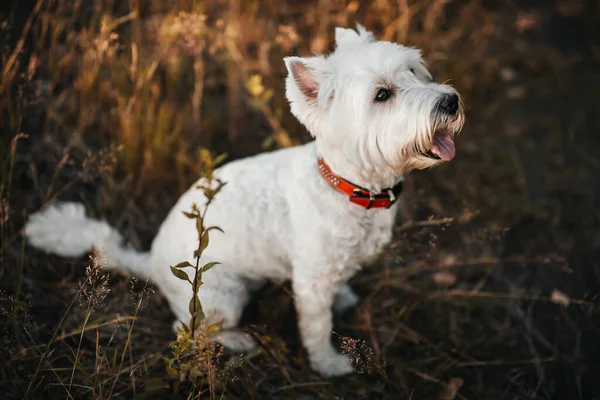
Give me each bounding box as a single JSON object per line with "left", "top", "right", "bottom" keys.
{"left": 1, "top": 0, "right": 599, "bottom": 399}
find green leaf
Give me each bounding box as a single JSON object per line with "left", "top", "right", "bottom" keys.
{"left": 181, "top": 322, "right": 190, "bottom": 333}
{"left": 198, "top": 147, "right": 212, "bottom": 164}
{"left": 200, "top": 230, "right": 210, "bottom": 252}
{"left": 213, "top": 153, "right": 228, "bottom": 166}
{"left": 189, "top": 295, "right": 201, "bottom": 316}
{"left": 206, "top": 226, "right": 224, "bottom": 234}
{"left": 182, "top": 211, "right": 196, "bottom": 219}
{"left": 196, "top": 307, "right": 205, "bottom": 324}
{"left": 162, "top": 357, "right": 176, "bottom": 370}
{"left": 211, "top": 186, "right": 223, "bottom": 198}
{"left": 205, "top": 320, "right": 223, "bottom": 336}
{"left": 212, "top": 181, "right": 227, "bottom": 197}
{"left": 166, "top": 367, "right": 179, "bottom": 379}
{"left": 170, "top": 266, "right": 190, "bottom": 282}
{"left": 172, "top": 261, "right": 193, "bottom": 269}
{"left": 201, "top": 261, "right": 220, "bottom": 273}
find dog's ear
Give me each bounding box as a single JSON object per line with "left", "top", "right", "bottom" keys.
{"left": 284, "top": 56, "right": 333, "bottom": 105}
{"left": 335, "top": 23, "right": 375, "bottom": 47}
{"left": 284, "top": 57, "right": 319, "bottom": 101}
{"left": 284, "top": 56, "right": 334, "bottom": 135}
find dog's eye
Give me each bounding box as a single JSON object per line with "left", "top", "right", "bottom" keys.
{"left": 410, "top": 68, "right": 416, "bottom": 75}
{"left": 375, "top": 88, "right": 391, "bottom": 102}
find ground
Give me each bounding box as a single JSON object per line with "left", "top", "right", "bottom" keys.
{"left": 1, "top": 0, "right": 599, "bottom": 399}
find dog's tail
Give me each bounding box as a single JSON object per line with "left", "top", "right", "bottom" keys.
{"left": 24, "top": 202, "right": 152, "bottom": 280}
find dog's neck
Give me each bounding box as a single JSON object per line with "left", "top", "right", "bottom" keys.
{"left": 316, "top": 146, "right": 405, "bottom": 193}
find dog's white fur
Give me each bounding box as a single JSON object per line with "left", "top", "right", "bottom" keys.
{"left": 24, "top": 24, "right": 464, "bottom": 377}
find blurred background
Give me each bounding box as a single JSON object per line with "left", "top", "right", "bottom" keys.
{"left": 1, "top": 0, "right": 599, "bottom": 399}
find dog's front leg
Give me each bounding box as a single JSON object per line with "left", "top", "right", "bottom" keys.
{"left": 292, "top": 273, "right": 354, "bottom": 377}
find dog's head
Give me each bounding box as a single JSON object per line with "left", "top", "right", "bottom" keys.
{"left": 284, "top": 24, "right": 465, "bottom": 178}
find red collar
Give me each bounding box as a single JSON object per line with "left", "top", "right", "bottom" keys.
{"left": 317, "top": 158, "right": 403, "bottom": 209}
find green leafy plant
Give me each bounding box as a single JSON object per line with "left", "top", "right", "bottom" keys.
{"left": 160, "top": 148, "right": 228, "bottom": 394}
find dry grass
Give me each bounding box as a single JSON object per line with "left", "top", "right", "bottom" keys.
{"left": 1, "top": 0, "right": 600, "bottom": 399}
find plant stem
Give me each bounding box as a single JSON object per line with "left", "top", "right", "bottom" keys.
{"left": 67, "top": 305, "right": 92, "bottom": 396}
{"left": 190, "top": 234, "right": 202, "bottom": 339}
{"left": 190, "top": 183, "right": 216, "bottom": 338}
{"left": 107, "top": 292, "right": 144, "bottom": 398}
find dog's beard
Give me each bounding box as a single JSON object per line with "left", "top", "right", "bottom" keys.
{"left": 426, "top": 106, "right": 465, "bottom": 161}
{"left": 391, "top": 96, "right": 465, "bottom": 171}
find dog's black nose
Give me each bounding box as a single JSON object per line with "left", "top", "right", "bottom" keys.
{"left": 438, "top": 93, "right": 459, "bottom": 115}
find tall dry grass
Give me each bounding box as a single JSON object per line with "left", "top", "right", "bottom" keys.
{"left": 2, "top": 0, "right": 497, "bottom": 198}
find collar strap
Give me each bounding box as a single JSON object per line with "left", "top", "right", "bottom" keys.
{"left": 317, "top": 157, "right": 403, "bottom": 209}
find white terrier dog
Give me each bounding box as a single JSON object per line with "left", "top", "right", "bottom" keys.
{"left": 24, "top": 24, "right": 464, "bottom": 377}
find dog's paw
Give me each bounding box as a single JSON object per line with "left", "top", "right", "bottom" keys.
{"left": 210, "top": 330, "right": 257, "bottom": 353}
{"left": 333, "top": 284, "right": 360, "bottom": 314}
{"left": 312, "top": 352, "right": 354, "bottom": 377}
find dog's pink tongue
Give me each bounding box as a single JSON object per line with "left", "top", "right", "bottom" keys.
{"left": 431, "top": 133, "right": 455, "bottom": 161}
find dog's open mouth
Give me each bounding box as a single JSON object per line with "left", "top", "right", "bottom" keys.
{"left": 425, "top": 130, "right": 455, "bottom": 161}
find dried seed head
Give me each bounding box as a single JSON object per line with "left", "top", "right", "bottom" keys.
{"left": 157, "top": 12, "right": 208, "bottom": 58}
{"left": 79, "top": 249, "right": 111, "bottom": 310}
{"left": 340, "top": 336, "right": 385, "bottom": 375}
